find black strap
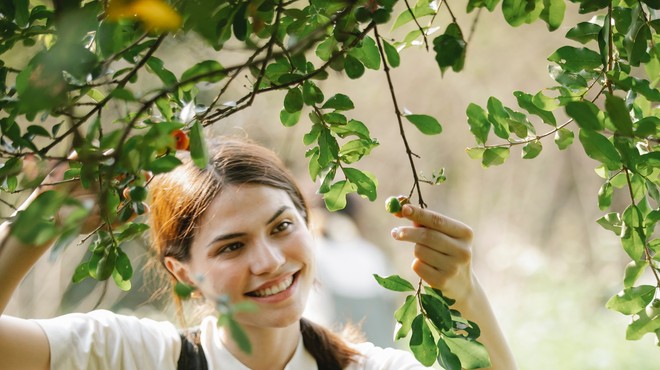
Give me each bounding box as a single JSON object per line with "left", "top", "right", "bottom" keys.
{"left": 177, "top": 328, "right": 208, "bottom": 370}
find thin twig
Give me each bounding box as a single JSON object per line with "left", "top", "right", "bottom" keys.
{"left": 403, "top": 0, "right": 429, "bottom": 51}
{"left": 373, "top": 25, "right": 426, "bottom": 208}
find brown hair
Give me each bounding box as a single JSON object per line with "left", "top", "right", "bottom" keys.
{"left": 148, "top": 137, "right": 360, "bottom": 368}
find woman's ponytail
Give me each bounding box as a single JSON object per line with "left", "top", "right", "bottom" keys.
{"left": 300, "top": 318, "right": 361, "bottom": 370}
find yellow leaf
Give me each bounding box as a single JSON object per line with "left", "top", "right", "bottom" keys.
{"left": 131, "top": 0, "right": 182, "bottom": 32}
{"left": 106, "top": 0, "right": 181, "bottom": 33}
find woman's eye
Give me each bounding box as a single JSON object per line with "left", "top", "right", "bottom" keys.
{"left": 273, "top": 221, "right": 292, "bottom": 233}
{"left": 218, "top": 242, "right": 243, "bottom": 254}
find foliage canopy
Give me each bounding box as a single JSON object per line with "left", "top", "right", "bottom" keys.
{"left": 0, "top": 0, "right": 658, "bottom": 366}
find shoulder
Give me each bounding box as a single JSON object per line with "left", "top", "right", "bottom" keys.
{"left": 31, "top": 310, "right": 182, "bottom": 370}
{"left": 347, "top": 342, "right": 427, "bottom": 370}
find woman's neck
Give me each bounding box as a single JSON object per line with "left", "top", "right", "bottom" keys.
{"left": 221, "top": 320, "right": 301, "bottom": 370}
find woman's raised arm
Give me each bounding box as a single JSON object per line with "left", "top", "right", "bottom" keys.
{"left": 391, "top": 204, "right": 517, "bottom": 370}
{"left": 0, "top": 186, "right": 55, "bottom": 370}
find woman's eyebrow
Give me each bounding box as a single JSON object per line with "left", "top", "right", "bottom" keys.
{"left": 266, "top": 206, "right": 289, "bottom": 225}
{"left": 205, "top": 232, "right": 245, "bottom": 249}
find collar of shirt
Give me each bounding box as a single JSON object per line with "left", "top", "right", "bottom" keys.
{"left": 198, "top": 316, "right": 317, "bottom": 370}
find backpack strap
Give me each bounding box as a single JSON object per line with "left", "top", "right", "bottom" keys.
{"left": 177, "top": 327, "right": 208, "bottom": 370}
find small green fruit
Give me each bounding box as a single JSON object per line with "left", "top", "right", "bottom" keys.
{"left": 372, "top": 8, "right": 391, "bottom": 24}
{"left": 385, "top": 195, "right": 409, "bottom": 217}
{"left": 354, "top": 7, "right": 372, "bottom": 23}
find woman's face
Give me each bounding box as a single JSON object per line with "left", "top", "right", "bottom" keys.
{"left": 183, "top": 184, "right": 315, "bottom": 329}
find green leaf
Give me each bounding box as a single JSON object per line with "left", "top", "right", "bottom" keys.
{"left": 322, "top": 94, "right": 354, "bottom": 111}
{"left": 318, "top": 129, "right": 339, "bottom": 167}
{"left": 606, "top": 285, "right": 655, "bottom": 315}
{"left": 420, "top": 293, "right": 452, "bottom": 331}
{"left": 578, "top": 129, "right": 622, "bottom": 170}
{"left": 548, "top": 46, "right": 603, "bottom": 72}
{"left": 349, "top": 36, "right": 380, "bottom": 70}
{"left": 554, "top": 128, "right": 574, "bottom": 150}
{"left": 344, "top": 168, "right": 377, "bottom": 201}
{"left": 11, "top": 190, "right": 67, "bottom": 245}
{"left": 597, "top": 181, "right": 613, "bottom": 210}
{"left": 146, "top": 57, "right": 178, "bottom": 86}
{"left": 597, "top": 212, "right": 622, "bottom": 235}
{"left": 394, "top": 295, "right": 418, "bottom": 340}
{"left": 302, "top": 81, "right": 324, "bottom": 106}
{"left": 539, "top": 0, "right": 565, "bottom": 31}
{"left": 634, "top": 117, "right": 659, "bottom": 137}
{"left": 626, "top": 312, "right": 660, "bottom": 340}
{"left": 486, "top": 97, "right": 511, "bottom": 139}
{"left": 549, "top": 64, "right": 588, "bottom": 88}
{"left": 13, "top": 0, "right": 29, "bottom": 28}
{"left": 344, "top": 56, "right": 365, "bottom": 79}
{"left": 433, "top": 23, "right": 466, "bottom": 74}
{"left": 110, "top": 88, "right": 136, "bottom": 101}
{"left": 466, "top": 103, "right": 490, "bottom": 145}
{"left": 566, "top": 22, "right": 602, "bottom": 44}
{"left": 175, "top": 281, "right": 194, "bottom": 298}
{"left": 112, "top": 269, "right": 132, "bottom": 291}
{"left": 444, "top": 336, "right": 492, "bottom": 369}
{"left": 283, "top": 87, "right": 304, "bottom": 113}
{"left": 148, "top": 155, "right": 182, "bottom": 174}
{"left": 565, "top": 101, "right": 604, "bottom": 130}
{"left": 114, "top": 249, "right": 133, "bottom": 280}
{"left": 624, "top": 261, "right": 648, "bottom": 289}
{"left": 373, "top": 274, "right": 415, "bottom": 292}
{"left": 72, "top": 262, "right": 90, "bottom": 283}
{"left": 410, "top": 315, "right": 437, "bottom": 366}
{"left": 382, "top": 40, "right": 400, "bottom": 68}
{"left": 604, "top": 94, "right": 634, "bottom": 137}
{"left": 227, "top": 315, "right": 252, "bottom": 354}
{"left": 482, "top": 147, "right": 510, "bottom": 167}
{"left": 189, "top": 121, "right": 208, "bottom": 169}
{"left": 437, "top": 338, "right": 462, "bottom": 370}
{"left": 514, "top": 91, "right": 556, "bottom": 126}
{"left": 280, "top": 109, "right": 301, "bottom": 127}
{"left": 622, "top": 226, "right": 646, "bottom": 261}
{"left": 323, "top": 180, "right": 356, "bottom": 211}
{"left": 522, "top": 140, "right": 542, "bottom": 159}
{"left": 405, "top": 114, "right": 442, "bottom": 135}
{"left": 180, "top": 60, "right": 226, "bottom": 90}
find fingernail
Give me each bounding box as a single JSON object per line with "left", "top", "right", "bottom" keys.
{"left": 391, "top": 228, "right": 399, "bottom": 239}
{"left": 402, "top": 205, "right": 412, "bottom": 217}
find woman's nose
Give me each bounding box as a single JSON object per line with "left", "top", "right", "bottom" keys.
{"left": 249, "top": 239, "right": 285, "bottom": 275}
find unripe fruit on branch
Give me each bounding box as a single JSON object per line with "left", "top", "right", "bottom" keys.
{"left": 385, "top": 195, "right": 410, "bottom": 217}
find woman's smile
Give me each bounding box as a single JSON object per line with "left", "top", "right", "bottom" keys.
{"left": 245, "top": 271, "right": 300, "bottom": 303}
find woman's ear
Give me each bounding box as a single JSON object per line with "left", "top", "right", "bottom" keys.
{"left": 164, "top": 257, "right": 195, "bottom": 286}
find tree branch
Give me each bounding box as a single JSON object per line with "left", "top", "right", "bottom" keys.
{"left": 374, "top": 24, "right": 426, "bottom": 208}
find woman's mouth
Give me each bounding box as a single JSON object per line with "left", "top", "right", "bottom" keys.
{"left": 246, "top": 272, "right": 298, "bottom": 298}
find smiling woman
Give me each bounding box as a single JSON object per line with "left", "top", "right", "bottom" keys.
{"left": 0, "top": 137, "right": 517, "bottom": 370}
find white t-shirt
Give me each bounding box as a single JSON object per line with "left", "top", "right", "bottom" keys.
{"left": 32, "top": 310, "right": 425, "bottom": 370}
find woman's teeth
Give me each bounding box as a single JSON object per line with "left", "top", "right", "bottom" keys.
{"left": 252, "top": 275, "right": 294, "bottom": 297}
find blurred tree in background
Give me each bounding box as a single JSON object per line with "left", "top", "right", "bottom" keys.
{"left": 0, "top": 0, "right": 659, "bottom": 368}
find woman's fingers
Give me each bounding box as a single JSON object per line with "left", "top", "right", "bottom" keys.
{"left": 400, "top": 204, "right": 473, "bottom": 240}
{"left": 391, "top": 205, "right": 474, "bottom": 295}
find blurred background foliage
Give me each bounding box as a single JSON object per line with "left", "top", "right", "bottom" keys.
{"left": 2, "top": 0, "right": 660, "bottom": 368}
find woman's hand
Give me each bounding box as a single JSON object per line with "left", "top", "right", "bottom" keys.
{"left": 391, "top": 204, "right": 475, "bottom": 302}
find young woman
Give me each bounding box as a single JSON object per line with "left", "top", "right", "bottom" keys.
{"left": 0, "top": 138, "right": 517, "bottom": 369}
